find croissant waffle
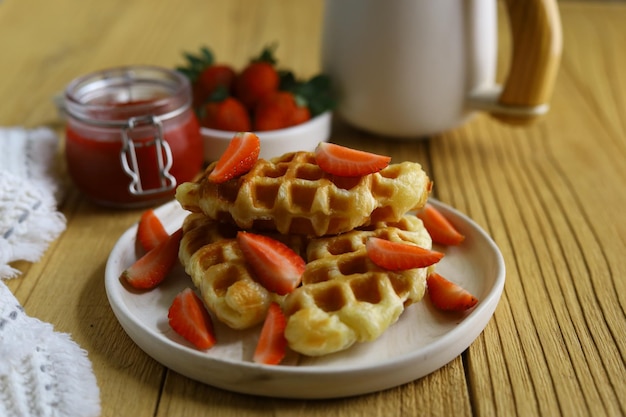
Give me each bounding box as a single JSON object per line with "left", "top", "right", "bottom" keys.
{"left": 179, "top": 210, "right": 430, "bottom": 347}
{"left": 282, "top": 215, "right": 432, "bottom": 356}
{"left": 176, "top": 151, "right": 431, "bottom": 236}
{"left": 180, "top": 213, "right": 308, "bottom": 329}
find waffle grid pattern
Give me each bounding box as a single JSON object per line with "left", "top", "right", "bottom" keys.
{"left": 282, "top": 217, "right": 431, "bottom": 356}
{"left": 176, "top": 152, "right": 431, "bottom": 236}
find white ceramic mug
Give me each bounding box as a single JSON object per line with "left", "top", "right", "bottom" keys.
{"left": 321, "top": 0, "right": 562, "bottom": 138}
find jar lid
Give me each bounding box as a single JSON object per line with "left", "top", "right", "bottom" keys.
{"left": 63, "top": 65, "right": 191, "bottom": 128}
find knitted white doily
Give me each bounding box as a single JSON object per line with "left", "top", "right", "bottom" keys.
{"left": 0, "top": 171, "right": 66, "bottom": 278}
{"left": 0, "top": 127, "right": 101, "bottom": 417}
{"left": 0, "top": 127, "right": 66, "bottom": 278}
{"left": 0, "top": 283, "right": 101, "bottom": 417}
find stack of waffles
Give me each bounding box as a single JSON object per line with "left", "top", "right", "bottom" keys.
{"left": 176, "top": 150, "right": 433, "bottom": 356}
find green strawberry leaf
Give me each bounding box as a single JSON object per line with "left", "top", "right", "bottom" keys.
{"left": 252, "top": 43, "right": 279, "bottom": 65}
{"left": 176, "top": 46, "right": 215, "bottom": 82}
{"left": 279, "top": 71, "right": 336, "bottom": 116}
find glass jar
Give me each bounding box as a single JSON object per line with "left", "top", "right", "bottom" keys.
{"left": 64, "top": 66, "right": 204, "bottom": 208}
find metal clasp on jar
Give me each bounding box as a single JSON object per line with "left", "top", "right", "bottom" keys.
{"left": 120, "top": 115, "right": 176, "bottom": 196}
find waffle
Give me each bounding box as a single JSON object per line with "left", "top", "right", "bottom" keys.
{"left": 282, "top": 215, "right": 432, "bottom": 356}
{"left": 176, "top": 151, "right": 431, "bottom": 236}
{"left": 179, "top": 213, "right": 307, "bottom": 329}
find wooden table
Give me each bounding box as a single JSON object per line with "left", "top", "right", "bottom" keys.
{"left": 1, "top": 1, "right": 625, "bottom": 416}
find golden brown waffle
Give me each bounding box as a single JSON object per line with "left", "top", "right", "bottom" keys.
{"left": 180, "top": 213, "right": 268, "bottom": 329}
{"left": 282, "top": 215, "right": 432, "bottom": 356}
{"left": 176, "top": 151, "right": 431, "bottom": 236}
{"left": 179, "top": 213, "right": 308, "bottom": 329}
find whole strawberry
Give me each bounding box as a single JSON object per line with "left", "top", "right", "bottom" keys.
{"left": 290, "top": 103, "right": 312, "bottom": 126}
{"left": 234, "top": 46, "right": 280, "bottom": 110}
{"left": 200, "top": 95, "right": 251, "bottom": 132}
{"left": 253, "top": 91, "right": 310, "bottom": 131}
{"left": 177, "top": 47, "right": 236, "bottom": 108}
{"left": 196, "top": 65, "right": 236, "bottom": 102}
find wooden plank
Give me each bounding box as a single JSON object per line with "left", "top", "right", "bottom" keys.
{"left": 1, "top": 1, "right": 625, "bottom": 416}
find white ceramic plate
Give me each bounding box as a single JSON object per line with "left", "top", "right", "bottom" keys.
{"left": 105, "top": 199, "right": 505, "bottom": 399}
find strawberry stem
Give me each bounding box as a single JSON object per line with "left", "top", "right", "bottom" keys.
{"left": 253, "top": 43, "right": 279, "bottom": 65}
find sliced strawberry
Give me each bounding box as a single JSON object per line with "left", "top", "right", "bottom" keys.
{"left": 168, "top": 288, "right": 216, "bottom": 350}
{"left": 208, "top": 132, "right": 260, "bottom": 183}
{"left": 122, "top": 228, "right": 183, "bottom": 290}
{"left": 136, "top": 209, "right": 169, "bottom": 252}
{"left": 253, "top": 302, "right": 287, "bottom": 365}
{"left": 236, "top": 231, "right": 305, "bottom": 295}
{"left": 427, "top": 272, "right": 478, "bottom": 312}
{"left": 315, "top": 142, "right": 391, "bottom": 177}
{"left": 416, "top": 203, "right": 465, "bottom": 246}
{"left": 365, "top": 237, "right": 444, "bottom": 271}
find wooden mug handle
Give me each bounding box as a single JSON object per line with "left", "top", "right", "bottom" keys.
{"left": 488, "top": 0, "right": 563, "bottom": 124}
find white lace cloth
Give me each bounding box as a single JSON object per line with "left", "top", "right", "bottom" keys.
{"left": 0, "top": 127, "right": 65, "bottom": 278}
{"left": 0, "top": 127, "right": 101, "bottom": 417}
{"left": 0, "top": 284, "right": 101, "bottom": 417}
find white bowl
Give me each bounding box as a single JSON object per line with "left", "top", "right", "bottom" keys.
{"left": 201, "top": 111, "right": 332, "bottom": 162}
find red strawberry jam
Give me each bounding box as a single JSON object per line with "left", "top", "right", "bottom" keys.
{"left": 64, "top": 66, "right": 204, "bottom": 208}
